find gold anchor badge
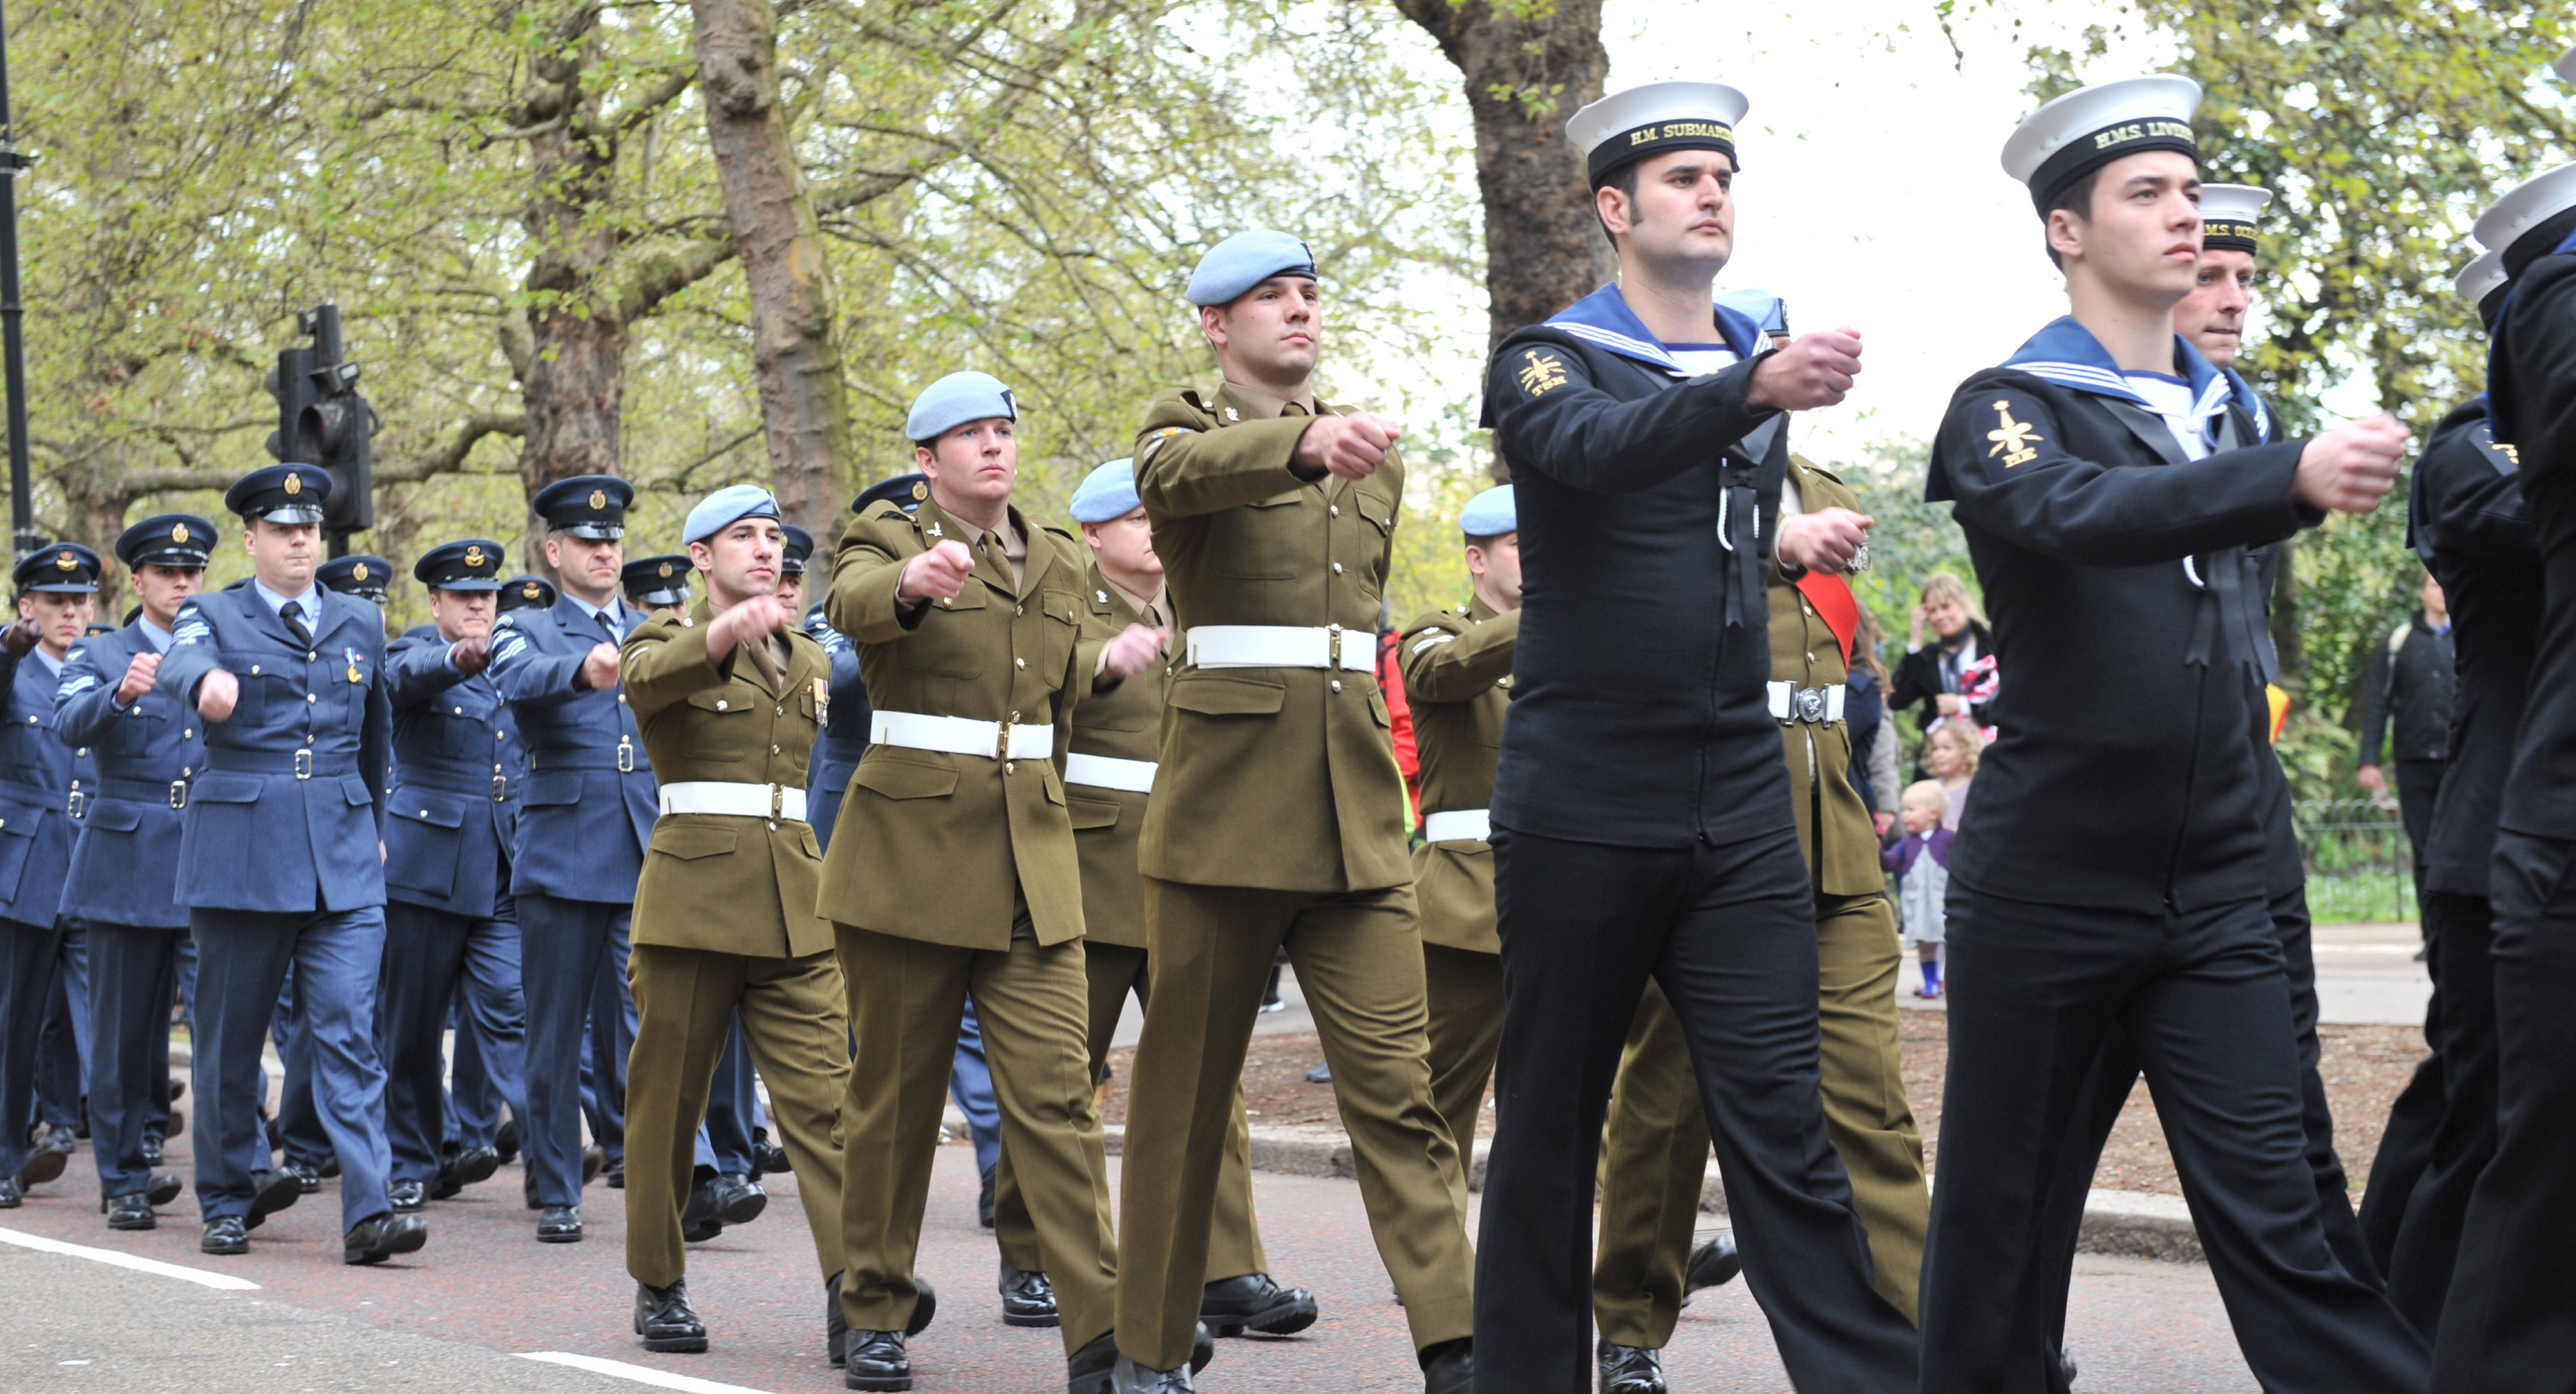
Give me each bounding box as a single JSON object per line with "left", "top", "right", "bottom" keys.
{"left": 1517, "top": 348, "right": 1568, "bottom": 396}
{"left": 1986, "top": 400, "right": 2043, "bottom": 467}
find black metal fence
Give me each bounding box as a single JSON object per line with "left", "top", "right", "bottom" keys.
{"left": 2295, "top": 798, "right": 2417, "bottom": 923}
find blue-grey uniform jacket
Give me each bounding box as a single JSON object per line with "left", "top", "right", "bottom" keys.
{"left": 486, "top": 596, "right": 655, "bottom": 903}
{"left": 383, "top": 625, "right": 522, "bottom": 920}
{"left": 802, "top": 602, "right": 870, "bottom": 834}
{"left": 155, "top": 585, "right": 392, "bottom": 914}
{"left": 0, "top": 646, "right": 95, "bottom": 927}
{"left": 55, "top": 622, "right": 201, "bottom": 929}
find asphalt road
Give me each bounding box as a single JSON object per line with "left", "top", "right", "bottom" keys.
{"left": 0, "top": 1131, "right": 2266, "bottom": 1393}
{"left": 1896, "top": 919, "right": 2430, "bottom": 1026}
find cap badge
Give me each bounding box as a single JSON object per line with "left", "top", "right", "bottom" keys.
{"left": 172, "top": 523, "right": 190, "bottom": 542}
{"left": 284, "top": 473, "right": 302, "bottom": 495}
{"left": 589, "top": 489, "right": 607, "bottom": 510}
{"left": 352, "top": 562, "right": 370, "bottom": 581}
{"left": 54, "top": 551, "right": 75, "bottom": 570}
{"left": 522, "top": 583, "right": 542, "bottom": 599}
{"left": 657, "top": 561, "right": 673, "bottom": 578}
{"left": 910, "top": 481, "right": 929, "bottom": 501}
{"left": 464, "top": 546, "right": 485, "bottom": 566}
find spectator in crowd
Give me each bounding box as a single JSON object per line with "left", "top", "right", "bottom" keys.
{"left": 1883, "top": 781, "right": 1956, "bottom": 1000}
{"left": 1848, "top": 606, "right": 1902, "bottom": 836}
{"left": 1892, "top": 572, "right": 1997, "bottom": 733}
{"left": 1921, "top": 718, "right": 1981, "bottom": 831}
{"left": 2356, "top": 568, "right": 2455, "bottom": 886}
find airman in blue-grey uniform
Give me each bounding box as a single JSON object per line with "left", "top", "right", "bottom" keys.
{"left": 377, "top": 539, "right": 527, "bottom": 1213}
{"left": 155, "top": 464, "right": 424, "bottom": 1265}
{"left": 487, "top": 474, "right": 659, "bottom": 1243}
{"left": 0, "top": 541, "right": 103, "bottom": 1209}
{"left": 55, "top": 516, "right": 217, "bottom": 1230}
{"left": 319, "top": 554, "right": 395, "bottom": 608}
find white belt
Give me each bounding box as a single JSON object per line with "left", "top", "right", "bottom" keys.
{"left": 1065, "top": 752, "right": 1157, "bottom": 793}
{"left": 1767, "top": 681, "right": 1846, "bottom": 725}
{"left": 1186, "top": 625, "right": 1377, "bottom": 673}
{"left": 658, "top": 780, "right": 808, "bottom": 822}
{"left": 870, "top": 710, "right": 1056, "bottom": 761}
{"left": 1423, "top": 808, "right": 1491, "bottom": 844}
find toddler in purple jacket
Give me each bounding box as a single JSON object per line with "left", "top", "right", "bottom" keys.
{"left": 1883, "top": 780, "right": 1955, "bottom": 997}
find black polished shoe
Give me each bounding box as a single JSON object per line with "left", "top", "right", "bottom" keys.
{"left": 389, "top": 1179, "right": 428, "bottom": 1213}
{"left": 998, "top": 1262, "right": 1058, "bottom": 1328}
{"left": 1199, "top": 1272, "right": 1318, "bottom": 1337}
{"left": 166, "top": 1105, "right": 185, "bottom": 1139}
{"left": 0, "top": 1176, "right": 20, "bottom": 1208}
{"left": 20, "top": 1128, "right": 75, "bottom": 1186}
{"left": 538, "top": 1204, "right": 583, "bottom": 1243}
{"left": 141, "top": 1134, "right": 165, "bottom": 1167}
{"left": 1685, "top": 1233, "right": 1742, "bottom": 1293}
{"left": 523, "top": 1166, "right": 543, "bottom": 1211}
{"left": 827, "top": 1272, "right": 850, "bottom": 1367}
{"left": 635, "top": 1278, "right": 711, "bottom": 1353}
{"left": 200, "top": 1214, "right": 249, "bottom": 1255}
{"left": 245, "top": 1169, "right": 302, "bottom": 1230}
{"left": 584, "top": 1146, "right": 609, "bottom": 1188}
{"left": 712, "top": 1171, "right": 766, "bottom": 1226}
{"left": 1109, "top": 1354, "right": 1193, "bottom": 1394}
{"left": 909, "top": 1275, "right": 938, "bottom": 1336}
{"left": 752, "top": 1129, "right": 789, "bottom": 1178}
{"left": 977, "top": 1164, "right": 996, "bottom": 1229}
{"left": 1070, "top": 1330, "right": 1119, "bottom": 1394}
{"left": 281, "top": 1158, "right": 323, "bottom": 1195}
{"left": 317, "top": 1153, "right": 340, "bottom": 1179}
{"left": 452, "top": 1145, "right": 500, "bottom": 1188}
{"left": 345, "top": 1212, "right": 429, "bottom": 1265}
{"left": 144, "top": 1172, "right": 184, "bottom": 1207}
{"left": 842, "top": 1330, "right": 909, "bottom": 1391}
{"left": 1421, "top": 1336, "right": 1472, "bottom": 1394}
{"left": 682, "top": 1173, "right": 727, "bottom": 1244}
{"left": 494, "top": 1116, "right": 520, "bottom": 1165}
{"left": 1599, "top": 1340, "right": 1667, "bottom": 1394}
{"left": 105, "top": 1193, "right": 157, "bottom": 1231}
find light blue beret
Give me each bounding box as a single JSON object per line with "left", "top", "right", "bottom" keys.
{"left": 906, "top": 370, "right": 1017, "bottom": 443}
{"left": 1070, "top": 458, "right": 1140, "bottom": 524}
{"left": 1459, "top": 484, "right": 1517, "bottom": 539}
{"left": 683, "top": 483, "right": 781, "bottom": 545}
{"left": 1187, "top": 229, "right": 1318, "bottom": 307}
{"left": 1715, "top": 288, "right": 1786, "bottom": 336}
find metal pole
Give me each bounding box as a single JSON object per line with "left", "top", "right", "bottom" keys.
{"left": 0, "top": 0, "right": 36, "bottom": 557}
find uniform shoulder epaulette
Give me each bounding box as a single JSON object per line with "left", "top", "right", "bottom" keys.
{"left": 1041, "top": 523, "right": 1078, "bottom": 544}
{"left": 858, "top": 499, "right": 912, "bottom": 525}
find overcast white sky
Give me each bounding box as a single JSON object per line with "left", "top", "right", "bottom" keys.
{"left": 1353, "top": 0, "right": 2183, "bottom": 464}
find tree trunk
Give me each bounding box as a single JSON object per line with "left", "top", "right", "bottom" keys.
{"left": 1389, "top": 0, "right": 1613, "bottom": 351}
{"left": 689, "top": 0, "right": 852, "bottom": 535}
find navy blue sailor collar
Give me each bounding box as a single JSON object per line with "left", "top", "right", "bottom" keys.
{"left": 2004, "top": 315, "right": 2244, "bottom": 446}
{"left": 1542, "top": 283, "right": 1768, "bottom": 377}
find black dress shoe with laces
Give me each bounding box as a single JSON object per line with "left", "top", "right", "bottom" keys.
{"left": 998, "top": 1262, "right": 1059, "bottom": 1328}
{"left": 389, "top": 1179, "right": 428, "bottom": 1213}
{"left": 246, "top": 1169, "right": 302, "bottom": 1229}
{"left": 1598, "top": 1340, "right": 1667, "bottom": 1394}
{"left": 682, "top": 1172, "right": 727, "bottom": 1243}
{"left": 200, "top": 1215, "right": 249, "bottom": 1255}
{"left": 145, "top": 1171, "right": 183, "bottom": 1207}
{"left": 0, "top": 1176, "right": 21, "bottom": 1208}
{"left": 1199, "top": 1272, "right": 1318, "bottom": 1337}
{"left": 1109, "top": 1354, "right": 1193, "bottom": 1394}
{"left": 1685, "top": 1233, "right": 1742, "bottom": 1293}
{"left": 712, "top": 1171, "right": 766, "bottom": 1226}
{"left": 345, "top": 1213, "right": 428, "bottom": 1265}
{"left": 451, "top": 1146, "right": 500, "bottom": 1189}
{"left": 20, "top": 1128, "right": 74, "bottom": 1185}
{"left": 105, "top": 1193, "right": 157, "bottom": 1231}
{"left": 141, "top": 1134, "right": 165, "bottom": 1166}
{"left": 281, "top": 1158, "right": 323, "bottom": 1194}
{"left": 538, "top": 1204, "right": 583, "bottom": 1243}
{"left": 842, "top": 1330, "right": 909, "bottom": 1391}
{"left": 1421, "top": 1336, "right": 1472, "bottom": 1394}
{"left": 752, "top": 1130, "right": 789, "bottom": 1178}
{"left": 495, "top": 1116, "right": 520, "bottom": 1165}
{"left": 635, "top": 1278, "right": 711, "bottom": 1353}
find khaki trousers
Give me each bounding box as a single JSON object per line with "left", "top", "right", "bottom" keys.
{"left": 1594, "top": 890, "right": 1928, "bottom": 1342}
{"left": 1423, "top": 943, "right": 1505, "bottom": 1161}
{"left": 625, "top": 944, "right": 852, "bottom": 1289}
{"left": 1116, "top": 879, "right": 1474, "bottom": 1369}
{"left": 836, "top": 920, "right": 1119, "bottom": 1353}
{"left": 992, "top": 940, "right": 1270, "bottom": 1281}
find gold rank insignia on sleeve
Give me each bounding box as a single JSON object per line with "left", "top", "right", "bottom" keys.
{"left": 1986, "top": 400, "right": 2043, "bottom": 468}
{"left": 1517, "top": 348, "right": 1569, "bottom": 397}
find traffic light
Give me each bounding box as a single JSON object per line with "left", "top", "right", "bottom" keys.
{"left": 263, "top": 304, "right": 374, "bottom": 546}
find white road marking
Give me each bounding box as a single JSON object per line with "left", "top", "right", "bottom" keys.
{"left": 0, "top": 1226, "right": 261, "bottom": 1291}
{"left": 517, "top": 1352, "right": 782, "bottom": 1393}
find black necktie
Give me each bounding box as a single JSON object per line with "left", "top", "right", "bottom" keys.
{"left": 280, "top": 600, "right": 313, "bottom": 647}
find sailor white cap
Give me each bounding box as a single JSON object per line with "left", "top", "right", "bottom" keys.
{"left": 2456, "top": 250, "right": 2509, "bottom": 319}
{"left": 1565, "top": 82, "right": 1751, "bottom": 189}
{"left": 2474, "top": 162, "right": 2576, "bottom": 268}
{"left": 2198, "top": 184, "right": 2272, "bottom": 254}
{"left": 2002, "top": 76, "right": 2202, "bottom": 212}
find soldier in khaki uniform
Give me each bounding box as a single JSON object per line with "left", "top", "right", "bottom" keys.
{"left": 818, "top": 372, "right": 1173, "bottom": 1394}
{"left": 618, "top": 485, "right": 855, "bottom": 1358}
{"left": 991, "top": 459, "right": 1317, "bottom": 1340}
{"left": 1114, "top": 230, "right": 1477, "bottom": 1394}
{"left": 1591, "top": 444, "right": 1932, "bottom": 1392}
{"left": 1396, "top": 486, "right": 1518, "bottom": 1148}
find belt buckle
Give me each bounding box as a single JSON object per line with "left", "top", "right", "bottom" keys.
{"left": 1796, "top": 687, "right": 1826, "bottom": 724}
{"left": 770, "top": 784, "right": 784, "bottom": 819}
{"left": 491, "top": 772, "right": 509, "bottom": 803}
{"left": 66, "top": 789, "right": 84, "bottom": 819}
{"left": 1326, "top": 623, "right": 1342, "bottom": 669}
{"left": 617, "top": 736, "right": 636, "bottom": 773}
{"left": 293, "top": 748, "right": 313, "bottom": 780}
{"left": 997, "top": 713, "right": 1018, "bottom": 761}
{"left": 169, "top": 780, "right": 189, "bottom": 810}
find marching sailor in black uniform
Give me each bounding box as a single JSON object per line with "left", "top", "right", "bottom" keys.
{"left": 1915, "top": 76, "right": 2425, "bottom": 1393}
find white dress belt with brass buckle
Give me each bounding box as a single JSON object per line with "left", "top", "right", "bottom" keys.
{"left": 1766, "top": 680, "right": 1847, "bottom": 725}
{"left": 1185, "top": 625, "right": 1377, "bottom": 673}
{"left": 1422, "top": 808, "right": 1491, "bottom": 844}
{"left": 870, "top": 710, "right": 1057, "bottom": 761}
{"left": 1064, "top": 752, "right": 1157, "bottom": 793}
{"left": 658, "top": 780, "right": 809, "bottom": 822}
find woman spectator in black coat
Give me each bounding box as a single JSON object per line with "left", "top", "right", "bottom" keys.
{"left": 1891, "top": 572, "right": 1997, "bottom": 734}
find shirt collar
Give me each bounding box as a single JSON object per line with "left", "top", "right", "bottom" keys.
{"left": 252, "top": 578, "right": 325, "bottom": 623}
{"left": 137, "top": 617, "right": 174, "bottom": 653}
{"left": 30, "top": 648, "right": 64, "bottom": 677}
{"left": 564, "top": 590, "right": 626, "bottom": 628}
{"left": 1222, "top": 381, "right": 1318, "bottom": 420}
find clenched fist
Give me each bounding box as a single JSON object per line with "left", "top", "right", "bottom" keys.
{"left": 1293, "top": 412, "right": 1402, "bottom": 480}
{"left": 116, "top": 651, "right": 162, "bottom": 704}
{"left": 197, "top": 668, "right": 240, "bottom": 721}
{"left": 1747, "top": 328, "right": 1864, "bottom": 413}
{"left": 1776, "top": 506, "right": 1874, "bottom": 573}
{"left": 2293, "top": 415, "right": 2411, "bottom": 515}
{"left": 448, "top": 637, "right": 491, "bottom": 676}
{"left": 899, "top": 540, "right": 978, "bottom": 603}
{"left": 1100, "top": 623, "right": 1169, "bottom": 681}
{"left": 579, "top": 641, "right": 621, "bottom": 692}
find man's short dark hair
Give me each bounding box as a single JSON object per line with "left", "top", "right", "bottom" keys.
{"left": 2042, "top": 168, "right": 2101, "bottom": 271}
{"left": 1597, "top": 162, "right": 1645, "bottom": 253}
